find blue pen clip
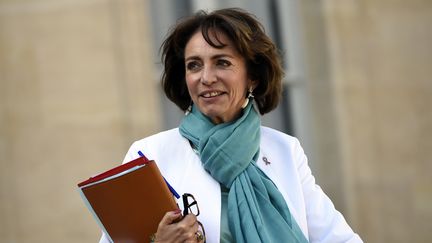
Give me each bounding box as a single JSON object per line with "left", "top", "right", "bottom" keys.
{"left": 137, "top": 150, "right": 146, "bottom": 159}
{"left": 138, "top": 151, "right": 180, "bottom": 199}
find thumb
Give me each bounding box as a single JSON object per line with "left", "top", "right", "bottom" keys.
{"left": 159, "top": 209, "right": 182, "bottom": 226}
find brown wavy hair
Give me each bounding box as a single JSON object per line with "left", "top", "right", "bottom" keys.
{"left": 161, "top": 8, "right": 284, "bottom": 115}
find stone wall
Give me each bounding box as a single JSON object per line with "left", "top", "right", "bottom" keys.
{"left": 0, "top": 0, "right": 160, "bottom": 242}
{"left": 317, "top": 0, "right": 432, "bottom": 242}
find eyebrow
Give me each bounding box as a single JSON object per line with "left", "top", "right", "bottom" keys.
{"left": 185, "top": 54, "right": 235, "bottom": 62}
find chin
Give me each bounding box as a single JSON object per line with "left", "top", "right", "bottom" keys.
{"left": 201, "top": 110, "right": 224, "bottom": 123}
{"left": 202, "top": 111, "right": 220, "bottom": 119}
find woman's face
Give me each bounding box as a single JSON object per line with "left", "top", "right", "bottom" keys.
{"left": 184, "top": 30, "right": 252, "bottom": 124}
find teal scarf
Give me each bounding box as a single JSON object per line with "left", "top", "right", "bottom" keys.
{"left": 179, "top": 102, "right": 308, "bottom": 243}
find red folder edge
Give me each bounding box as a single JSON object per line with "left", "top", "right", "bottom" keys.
{"left": 77, "top": 156, "right": 149, "bottom": 188}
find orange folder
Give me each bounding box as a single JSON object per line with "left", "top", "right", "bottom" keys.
{"left": 78, "top": 156, "right": 178, "bottom": 242}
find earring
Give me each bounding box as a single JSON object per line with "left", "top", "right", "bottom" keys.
{"left": 185, "top": 104, "right": 192, "bottom": 115}
{"left": 242, "top": 87, "right": 254, "bottom": 108}
{"left": 247, "top": 87, "right": 254, "bottom": 99}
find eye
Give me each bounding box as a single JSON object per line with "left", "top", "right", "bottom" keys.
{"left": 186, "top": 61, "right": 201, "bottom": 72}
{"left": 216, "top": 59, "right": 232, "bottom": 67}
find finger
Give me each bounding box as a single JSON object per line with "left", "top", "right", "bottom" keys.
{"left": 181, "top": 229, "right": 199, "bottom": 243}
{"left": 176, "top": 217, "right": 199, "bottom": 242}
{"left": 181, "top": 214, "right": 197, "bottom": 227}
{"left": 184, "top": 229, "right": 204, "bottom": 243}
{"left": 195, "top": 230, "right": 205, "bottom": 243}
{"left": 175, "top": 217, "right": 197, "bottom": 236}
{"left": 159, "top": 209, "right": 182, "bottom": 226}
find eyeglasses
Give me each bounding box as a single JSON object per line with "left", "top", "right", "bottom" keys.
{"left": 182, "top": 193, "right": 206, "bottom": 242}
{"left": 182, "top": 193, "right": 200, "bottom": 216}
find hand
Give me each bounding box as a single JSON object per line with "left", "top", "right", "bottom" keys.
{"left": 153, "top": 210, "right": 204, "bottom": 242}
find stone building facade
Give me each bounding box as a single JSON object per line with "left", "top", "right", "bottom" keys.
{"left": 1, "top": 0, "right": 431, "bottom": 242}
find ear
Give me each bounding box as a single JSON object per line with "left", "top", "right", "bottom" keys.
{"left": 249, "top": 79, "right": 258, "bottom": 90}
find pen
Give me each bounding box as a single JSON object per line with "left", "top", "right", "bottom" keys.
{"left": 163, "top": 178, "right": 181, "bottom": 199}
{"left": 138, "top": 151, "right": 180, "bottom": 199}
{"left": 137, "top": 150, "right": 148, "bottom": 161}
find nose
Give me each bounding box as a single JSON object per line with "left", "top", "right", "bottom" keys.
{"left": 200, "top": 66, "right": 217, "bottom": 85}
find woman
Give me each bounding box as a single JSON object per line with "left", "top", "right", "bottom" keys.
{"left": 100, "top": 8, "right": 362, "bottom": 243}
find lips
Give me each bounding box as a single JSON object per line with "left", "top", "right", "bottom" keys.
{"left": 200, "top": 90, "right": 224, "bottom": 98}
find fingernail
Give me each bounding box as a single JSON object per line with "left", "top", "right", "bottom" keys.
{"left": 173, "top": 209, "right": 181, "bottom": 214}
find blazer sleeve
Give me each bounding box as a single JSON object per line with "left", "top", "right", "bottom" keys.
{"left": 293, "top": 138, "right": 363, "bottom": 243}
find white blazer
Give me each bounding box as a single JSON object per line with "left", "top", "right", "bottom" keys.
{"left": 100, "top": 127, "right": 362, "bottom": 243}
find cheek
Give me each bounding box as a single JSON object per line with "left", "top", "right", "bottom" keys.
{"left": 233, "top": 80, "right": 249, "bottom": 99}
{"left": 185, "top": 75, "right": 198, "bottom": 97}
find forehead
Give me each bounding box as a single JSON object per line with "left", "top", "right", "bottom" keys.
{"left": 185, "top": 30, "right": 240, "bottom": 57}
